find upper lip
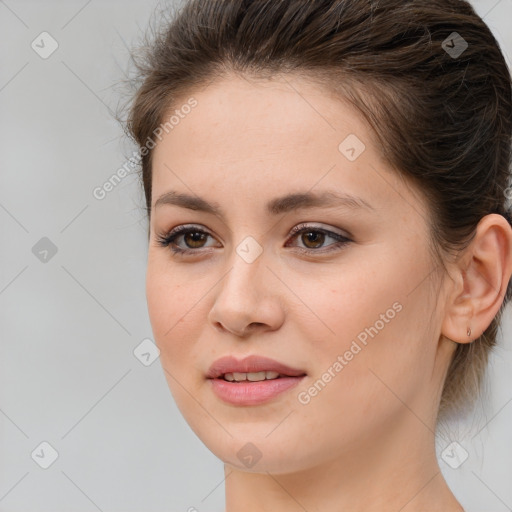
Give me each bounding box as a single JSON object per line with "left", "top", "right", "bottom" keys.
{"left": 206, "top": 355, "right": 307, "bottom": 379}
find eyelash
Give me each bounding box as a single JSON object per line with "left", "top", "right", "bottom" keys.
{"left": 155, "top": 223, "right": 352, "bottom": 257}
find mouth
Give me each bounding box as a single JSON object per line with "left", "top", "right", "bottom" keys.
{"left": 218, "top": 370, "right": 296, "bottom": 382}
{"left": 206, "top": 354, "right": 307, "bottom": 380}
{"left": 206, "top": 355, "right": 307, "bottom": 405}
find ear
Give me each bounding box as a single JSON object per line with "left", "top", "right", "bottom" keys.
{"left": 441, "top": 214, "right": 512, "bottom": 344}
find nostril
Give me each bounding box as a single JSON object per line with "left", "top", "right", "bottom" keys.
{"left": 248, "top": 322, "right": 265, "bottom": 329}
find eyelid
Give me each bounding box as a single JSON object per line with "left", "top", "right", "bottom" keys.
{"left": 166, "top": 223, "right": 213, "bottom": 238}
{"left": 287, "top": 222, "right": 350, "bottom": 240}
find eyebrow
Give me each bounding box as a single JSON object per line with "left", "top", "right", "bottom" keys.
{"left": 153, "top": 189, "right": 374, "bottom": 218}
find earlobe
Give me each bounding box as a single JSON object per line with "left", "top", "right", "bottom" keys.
{"left": 441, "top": 214, "right": 512, "bottom": 345}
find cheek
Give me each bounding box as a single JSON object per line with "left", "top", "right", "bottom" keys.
{"left": 146, "top": 261, "right": 209, "bottom": 419}
{"left": 290, "top": 257, "right": 396, "bottom": 345}
{"left": 310, "top": 255, "right": 434, "bottom": 417}
{"left": 145, "top": 256, "right": 201, "bottom": 362}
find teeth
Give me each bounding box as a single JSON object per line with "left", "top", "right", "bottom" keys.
{"left": 223, "top": 371, "right": 281, "bottom": 382}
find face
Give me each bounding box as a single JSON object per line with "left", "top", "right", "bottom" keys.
{"left": 147, "top": 73, "right": 453, "bottom": 474}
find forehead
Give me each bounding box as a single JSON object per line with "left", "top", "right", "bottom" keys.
{"left": 159, "top": 74, "right": 370, "bottom": 153}
{"left": 150, "top": 73, "right": 426, "bottom": 224}
{"left": 153, "top": 74, "right": 372, "bottom": 177}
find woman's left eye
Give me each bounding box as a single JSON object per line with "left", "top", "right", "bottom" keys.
{"left": 156, "top": 223, "right": 351, "bottom": 256}
{"left": 285, "top": 223, "right": 351, "bottom": 253}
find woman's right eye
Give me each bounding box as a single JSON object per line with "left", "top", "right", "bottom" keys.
{"left": 156, "top": 225, "right": 219, "bottom": 255}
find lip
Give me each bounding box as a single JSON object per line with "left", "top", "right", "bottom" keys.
{"left": 206, "top": 355, "right": 306, "bottom": 379}
{"left": 206, "top": 355, "right": 307, "bottom": 406}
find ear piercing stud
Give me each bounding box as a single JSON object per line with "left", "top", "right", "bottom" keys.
{"left": 467, "top": 327, "right": 472, "bottom": 337}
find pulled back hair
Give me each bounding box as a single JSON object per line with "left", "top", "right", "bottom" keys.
{"left": 126, "top": 0, "right": 512, "bottom": 420}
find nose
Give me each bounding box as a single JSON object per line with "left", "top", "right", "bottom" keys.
{"left": 207, "top": 253, "right": 285, "bottom": 337}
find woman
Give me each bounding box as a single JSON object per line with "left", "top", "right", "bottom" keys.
{"left": 126, "top": 0, "right": 512, "bottom": 510}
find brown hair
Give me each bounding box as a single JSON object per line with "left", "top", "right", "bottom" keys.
{"left": 126, "top": 0, "right": 512, "bottom": 420}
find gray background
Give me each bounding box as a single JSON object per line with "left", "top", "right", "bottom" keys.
{"left": 0, "top": 1, "right": 511, "bottom": 511}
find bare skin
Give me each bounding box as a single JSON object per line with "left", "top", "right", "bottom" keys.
{"left": 146, "top": 73, "right": 512, "bottom": 511}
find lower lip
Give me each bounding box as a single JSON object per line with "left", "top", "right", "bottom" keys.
{"left": 208, "top": 376, "right": 306, "bottom": 406}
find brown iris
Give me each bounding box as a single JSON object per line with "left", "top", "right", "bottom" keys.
{"left": 184, "top": 231, "right": 208, "bottom": 248}
{"left": 301, "top": 230, "right": 325, "bottom": 249}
